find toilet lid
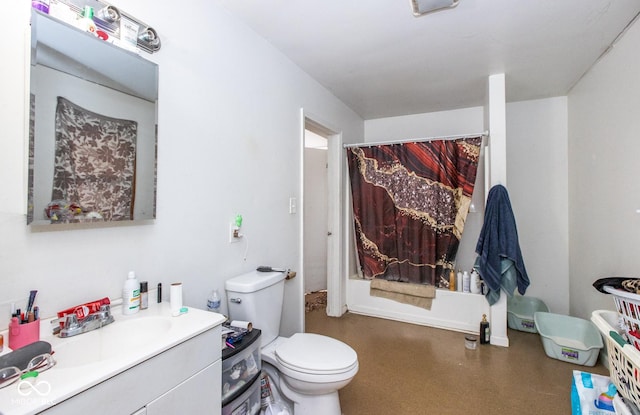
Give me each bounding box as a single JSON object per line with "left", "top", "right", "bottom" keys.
{"left": 275, "top": 333, "right": 358, "bottom": 374}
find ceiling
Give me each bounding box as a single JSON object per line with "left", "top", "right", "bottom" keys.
{"left": 213, "top": 0, "right": 640, "bottom": 120}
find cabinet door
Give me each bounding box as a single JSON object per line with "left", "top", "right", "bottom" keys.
{"left": 146, "top": 359, "right": 221, "bottom": 415}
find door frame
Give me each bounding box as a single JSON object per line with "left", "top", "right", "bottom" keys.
{"left": 300, "top": 109, "right": 345, "bottom": 321}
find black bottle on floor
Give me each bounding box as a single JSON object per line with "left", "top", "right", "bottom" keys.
{"left": 480, "top": 314, "right": 490, "bottom": 344}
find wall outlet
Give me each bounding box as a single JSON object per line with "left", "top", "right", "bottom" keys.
{"left": 229, "top": 223, "right": 241, "bottom": 243}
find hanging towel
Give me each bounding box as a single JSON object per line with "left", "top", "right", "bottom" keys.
{"left": 474, "top": 184, "right": 529, "bottom": 305}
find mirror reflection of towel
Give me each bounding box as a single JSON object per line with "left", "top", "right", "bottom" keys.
{"left": 474, "top": 185, "right": 529, "bottom": 305}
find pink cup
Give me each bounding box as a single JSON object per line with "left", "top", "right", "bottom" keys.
{"left": 8, "top": 318, "right": 40, "bottom": 350}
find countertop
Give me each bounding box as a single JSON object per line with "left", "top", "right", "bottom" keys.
{"left": 0, "top": 301, "right": 226, "bottom": 415}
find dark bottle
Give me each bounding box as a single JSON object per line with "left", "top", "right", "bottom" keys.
{"left": 480, "top": 314, "right": 490, "bottom": 344}
{"left": 140, "top": 281, "right": 149, "bottom": 310}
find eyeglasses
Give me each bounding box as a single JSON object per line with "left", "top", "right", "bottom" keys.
{"left": 0, "top": 353, "right": 56, "bottom": 389}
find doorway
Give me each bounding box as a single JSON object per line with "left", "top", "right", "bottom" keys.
{"left": 302, "top": 114, "right": 343, "bottom": 326}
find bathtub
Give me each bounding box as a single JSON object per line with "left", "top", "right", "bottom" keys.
{"left": 346, "top": 277, "right": 504, "bottom": 339}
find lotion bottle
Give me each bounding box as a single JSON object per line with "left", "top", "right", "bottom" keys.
{"left": 123, "top": 271, "right": 140, "bottom": 315}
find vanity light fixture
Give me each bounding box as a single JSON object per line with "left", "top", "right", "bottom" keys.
{"left": 96, "top": 5, "right": 120, "bottom": 23}
{"left": 410, "top": 0, "right": 460, "bottom": 17}
{"left": 138, "top": 26, "right": 160, "bottom": 48}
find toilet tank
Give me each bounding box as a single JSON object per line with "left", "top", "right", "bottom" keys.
{"left": 225, "top": 270, "right": 286, "bottom": 346}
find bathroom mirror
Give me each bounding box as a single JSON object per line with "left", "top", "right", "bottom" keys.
{"left": 28, "top": 10, "right": 158, "bottom": 225}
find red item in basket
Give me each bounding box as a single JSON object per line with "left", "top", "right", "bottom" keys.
{"left": 629, "top": 330, "right": 640, "bottom": 339}
{"left": 57, "top": 297, "right": 110, "bottom": 327}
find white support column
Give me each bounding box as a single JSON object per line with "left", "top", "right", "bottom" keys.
{"left": 485, "top": 73, "right": 509, "bottom": 347}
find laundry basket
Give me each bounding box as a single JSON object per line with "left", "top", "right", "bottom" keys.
{"left": 592, "top": 310, "right": 640, "bottom": 408}
{"left": 603, "top": 286, "right": 640, "bottom": 351}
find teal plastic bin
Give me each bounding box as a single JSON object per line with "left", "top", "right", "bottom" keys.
{"left": 507, "top": 296, "right": 549, "bottom": 333}
{"left": 534, "top": 312, "right": 603, "bottom": 366}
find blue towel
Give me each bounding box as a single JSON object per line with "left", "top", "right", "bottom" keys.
{"left": 474, "top": 185, "right": 529, "bottom": 305}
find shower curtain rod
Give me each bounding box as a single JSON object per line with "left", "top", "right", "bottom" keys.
{"left": 343, "top": 130, "right": 489, "bottom": 149}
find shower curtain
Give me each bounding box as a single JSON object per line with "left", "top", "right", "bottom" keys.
{"left": 347, "top": 136, "right": 481, "bottom": 287}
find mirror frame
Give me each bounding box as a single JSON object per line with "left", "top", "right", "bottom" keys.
{"left": 28, "top": 10, "right": 159, "bottom": 226}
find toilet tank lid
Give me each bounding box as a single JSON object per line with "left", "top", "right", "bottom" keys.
{"left": 225, "top": 270, "right": 286, "bottom": 293}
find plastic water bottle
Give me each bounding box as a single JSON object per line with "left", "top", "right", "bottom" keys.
{"left": 207, "top": 289, "right": 221, "bottom": 313}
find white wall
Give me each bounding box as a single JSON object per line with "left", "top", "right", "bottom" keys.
{"left": 568, "top": 17, "right": 640, "bottom": 319}
{"left": 506, "top": 97, "right": 569, "bottom": 314}
{"left": 362, "top": 99, "right": 570, "bottom": 314}
{"left": 303, "top": 147, "right": 328, "bottom": 293}
{"left": 0, "top": 0, "right": 363, "bottom": 336}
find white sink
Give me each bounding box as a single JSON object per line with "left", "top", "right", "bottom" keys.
{"left": 53, "top": 316, "right": 173, "bottom": 369}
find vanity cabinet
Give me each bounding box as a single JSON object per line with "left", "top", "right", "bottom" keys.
{"left": 146, "top": 360, "right": 220, "bottom": 414}
{"left": 40, "top": 326, "right": 222, "bottom": 415}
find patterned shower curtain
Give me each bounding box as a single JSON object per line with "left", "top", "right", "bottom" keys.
{"left": 347, "top": 136, "right": 482, "bottom": 287}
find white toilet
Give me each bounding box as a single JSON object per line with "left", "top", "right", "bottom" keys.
{"left": 225, "top": 270, "right": 358, "bottom": 415}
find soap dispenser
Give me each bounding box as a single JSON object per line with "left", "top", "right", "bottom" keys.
{"left": 123, "top": 271, "right": 141, "bottom": 315}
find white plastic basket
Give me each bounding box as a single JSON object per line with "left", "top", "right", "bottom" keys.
{"left": 604, "top": 286, "right": 640, "bottom": 351}
{"left": 592, "top": 310, "right": 640, "bottom": 408}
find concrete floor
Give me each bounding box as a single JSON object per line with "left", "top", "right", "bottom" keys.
{"left": 305, "top": 309, "right": 609, "bottom": 415}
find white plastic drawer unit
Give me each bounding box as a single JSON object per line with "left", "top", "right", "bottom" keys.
{"left": 222, "top": 375, "right": 261, "bottom": 415}
{"left": 222, "top": 328, "right": 262, "bottom": 406}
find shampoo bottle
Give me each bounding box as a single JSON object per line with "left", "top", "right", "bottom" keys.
{"left": 470, "top": 269, "right": 481, "bottom": 294}
{"left": 462, "top": 271, "right": 470, "bottom": 293}
{"left": 123, "top": 271, "right": 141, "bottom": 315}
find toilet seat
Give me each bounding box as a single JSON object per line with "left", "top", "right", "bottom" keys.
{"left": 275, "top": 333, "right": 358, "bottom": 376}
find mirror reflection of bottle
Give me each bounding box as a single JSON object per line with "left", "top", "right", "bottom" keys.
{"left": 79, "top": 6, "right": 98, "bottom": 36}
{"left": 32, "top": 0, "right": 50, "bottom": 14}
